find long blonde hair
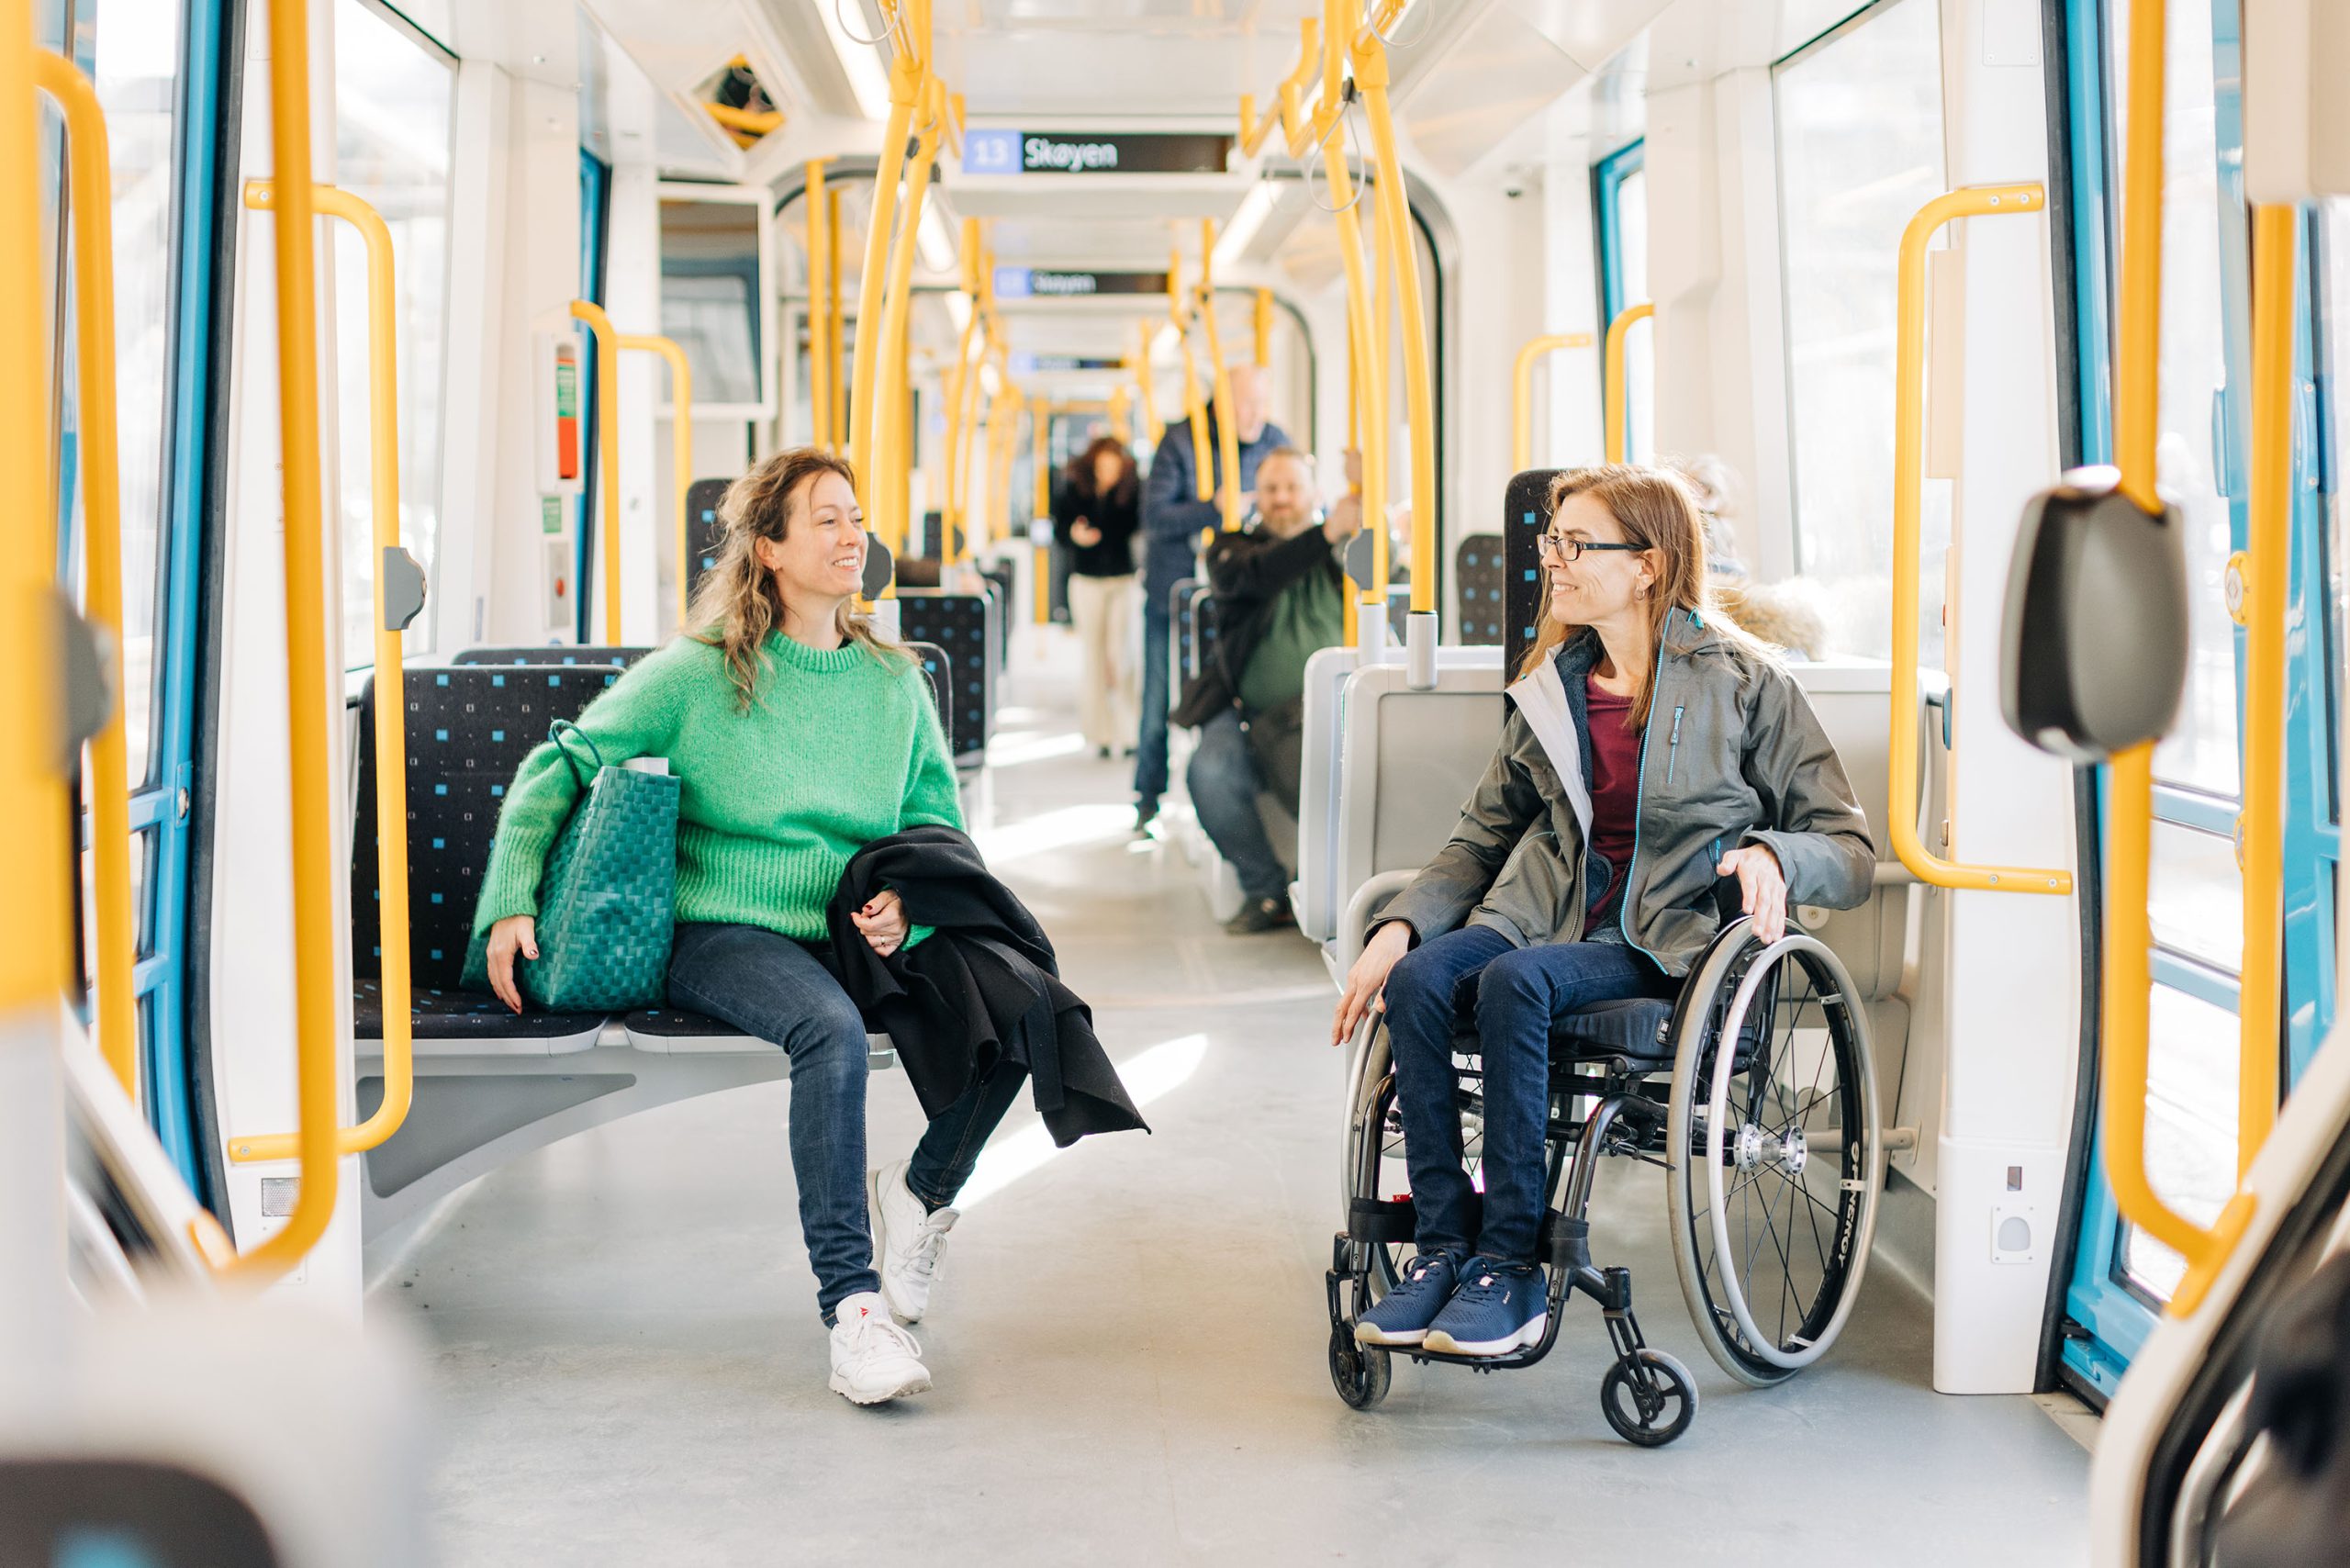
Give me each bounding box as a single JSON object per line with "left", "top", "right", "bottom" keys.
{"left": 686, "top": 447, "right": 911, "bottom": 711}
{"left": 1517, "top": 464, "right": 1767, "bottom": 728}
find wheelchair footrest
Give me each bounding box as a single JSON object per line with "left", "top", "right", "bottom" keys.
{"left": 1347, "top": 1196, "right": 1416, "bottom": 1244}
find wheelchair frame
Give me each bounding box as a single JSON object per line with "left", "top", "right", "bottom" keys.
{"left": 1325, "top": 917, "right": 1883, "bottom": 1446}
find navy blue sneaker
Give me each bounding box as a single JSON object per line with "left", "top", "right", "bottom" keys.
{"left": 1423, "top": 1257, "right": 1548, "bottom": 1357}
{"left": 1354, "top": 1250, "right": 1460, "bottom": 1348}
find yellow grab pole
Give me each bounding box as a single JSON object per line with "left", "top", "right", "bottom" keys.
{"left": 228, "top": 0, "right": 340, "bottom": 1282}
{"left": 1109, "top": 386, "right": 1132, "bottom": 443}
{"left": 1199, "top": 222, "right": 1242, "bottom": 533}
{"left": 1321, "top": 116, "right": 1387, "bottom": 614}
{"left": 2231, "top": 202, "right": 2296, "bottom": 1181}
{"left": 807, "top": 162, "right": 830, "bottom": 450}
{"left": 1603, "top": 301, "right": 1652, "bottom": 465}
{"left": 568, "top": 298, "right": 623, "bottom": 644}
{"left": 871, "top": 80, "right": 945, "bottom": 567}
{"left": 33, "top": 52, "right": 135, "bottom": 1100}
{"left": 1353, "top": 25, "right": 1435, "bottom": 618}
{"left": 1253, "top": 287, "right": 1273, "bottom": 367}
{"left": 828, "top": 186, "right": 846, "bottom": 454}
{"left": 1031, "top": 402, "right": 1051, "bottom": 624}
{"left": 1134, "top": 321, "right": 1162, "bottom": 445}
{"left": 232, "top": 182, "right": 416, "bottom": 1163}
{"left": 4, "top": 16, "right": 69, "bottom": 1026}
{"left": 1512, "top": 332, "right": 1594, "bottom": 475}
{"left": 617, "top": 334, "right": 693, "bottom": 630}
{"left": 944, "top": 218, "right": 982, "bottom": 560}
{"left": 1889, "top": 186, "right": 2068, "bottom": 896}
{"left": 1169, "top": 250, "right": 1212, "bottom": 503}
{"left": 849, "top": 51, "right": 922, "bottom": 508}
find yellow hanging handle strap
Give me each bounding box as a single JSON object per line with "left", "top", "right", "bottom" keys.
{"left": 568, "top": 298, "right": 623, "bottom": 644}
{"left": 226, "top": 0, "right": 341, "bottom": 1282}
{"left": 232, "top": 181, "right": 418, "bottom": 1164}
{"left": 33, "top": 51, "right": 135, "bottom": 1102}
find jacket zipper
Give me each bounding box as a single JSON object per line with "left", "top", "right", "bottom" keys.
{"left": 1665, "top": 705, "right": 1684, "bottom": 784}
{"left": 1617, "top": 612, "right": 1675, "bottom": 963}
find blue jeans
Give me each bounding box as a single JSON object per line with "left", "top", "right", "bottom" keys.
{"left": 1134, "top": 598, "right": 1173, "bottom": 807}
{"left": 667, "top": 922, "right": 1026, "bottom": 1322}
{"left": 1381, "top": 926, "right": 1676, "bottom": 1265}
{"left": 1187, "top": 708, "right": 1287, "bottom": 902}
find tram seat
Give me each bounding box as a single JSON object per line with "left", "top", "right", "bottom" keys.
{"left": 621, "top": 1007, "right": 897, "bottom": 1070}
{"left": 449, "top": 645, "right": 650, "bottom": 667}
{"left": 891, "top": 589, "right": 998, "bottom": 768}
{"left": 1452, "top": 532, "right": 1507, "bottom": 645}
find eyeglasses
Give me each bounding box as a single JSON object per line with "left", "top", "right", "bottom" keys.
{"left": 1536, "top": 532, "right": 1645, "bottom": 564}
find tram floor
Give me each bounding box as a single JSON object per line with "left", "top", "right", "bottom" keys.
{"left": 370, "top": 628, "right": 2091, "bottom": 1568}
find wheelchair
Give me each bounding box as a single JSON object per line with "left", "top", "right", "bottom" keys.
{"left": 1326, "top": 910, "right": 1884, "bottom": 1446}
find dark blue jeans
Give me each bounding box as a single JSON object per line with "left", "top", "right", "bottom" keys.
{"left": 1134, "top": 597, "right": 1173, "bottom": 807}
{"left": 667, "top": 922, "right": 1026, "bottom": 1322}
{"left": 1187, "top": 708, "right": 1287, "bottom": 902}
{"left": 1381, "top": 925, "right": 1677, "bottom": 1266}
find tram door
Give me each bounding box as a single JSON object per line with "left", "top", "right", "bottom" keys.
{"left": 2057, "top": 0, "right": 2343, "bottom": 1396}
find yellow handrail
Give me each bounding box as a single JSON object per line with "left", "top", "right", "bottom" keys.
{"left": 1315, "top": 109, "right": 1387, "bottom": 630}
{"left": 943, "top": 218, "right": 982, "bottom": 560}
{"left": 871, "top": 78, "right": 946, "bottom": 574}
{"left": 33, "top": 51, "right": 135, "bottom": 1101}
{"left": 1512, "top": 332, "right": 1595, "bottom": 475}
{"left": 1889, "top": 185, "right": 2071, "bottom": 897}
{"left": 1237, "top": 17, "right": 1320, "bottom": 157}
{"left": 568, "top": 298, "right": 623, "bottom": 643}
{"left": 1109, "top": 386, "right": 1133, "bottom": 443}
{"left": 2, "top": 14, "right": 69, "bottom": 1025}
{"left": 1169, "top": 248, "right": 1212, "bottom": 504}
{"left": 827, "top": 185, "right": 846, "bottom": 454}
{"left": 1031, "top": 401, "right": 1051, "bottom": 624}
{"left": 1254, "top": 287, "right": 1273, "bottom": 368}
{"left": 1133, "top": 321, "right": 1161, "bottom": 445}
{"left": 227, "top": 0, "right": 341, "bottom": 1283}
{"left": 1198, "top": 221, "right": 1242, "bottom": 534}
{"left": 2232, "top": 201, "right": 2293, "bottom": 1185}
{"left": 232, "top": 181, "right": 415, "bottom": 1164}
{"left": 1352, "top": 12, "right": 1435, "bottom": 618}
{"left": 1602, "top": 301, "right": 1652, "bottom": 465}
{"left": 849, "top": 47, "right": 923, "bottom": 512}
{"left": 704, "top": 100, "right": 782, "bottom": 138}
{"left": 617, "top": 334, "right": 692, "bottom": 631}
{"left": 807, "top": 161, "right": 830, "bottom": 451}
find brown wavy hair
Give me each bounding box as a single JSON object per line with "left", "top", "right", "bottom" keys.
{"left": 1064, "top": 435, "right": 1138, "bottom": 508}
{"left": 685, "top": 446, "right": 911, "bottom": 712}
{"left": 1517, "top": 464, "right": 1766, "bottom": 727}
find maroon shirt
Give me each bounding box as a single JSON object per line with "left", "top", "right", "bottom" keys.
{"left": 1584, "top": 677, "right": 1644, "bottom": 919}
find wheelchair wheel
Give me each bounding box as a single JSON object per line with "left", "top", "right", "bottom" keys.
{"left": 1665, "top": 929, "right": 1881, "bottom": 1387}
{"left": 1598, "top": 1350, "right": 1697, "bottom": 1447}
{"left": 1328, "top": 1324, "right": 1393, "bottom": 1410}
{"left": 1342, "top": 1017, "right": 1486, "bottom": 1301}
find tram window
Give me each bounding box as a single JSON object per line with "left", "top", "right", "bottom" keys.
{"left": 2322, "top": 203, "right": 2349, "bottom": 823}
{"left": 1595, "top": 143, "right": 1651, "bottom": 463}
{"left": 658, "top": 190, "right": 774, "bottom": 416}
{"left": 76, "top": 1, "right": 184, "bottom": 787}
{"left": 2148, "top": 816, "right": 2244, "bottom": 970}
{"left": 2124, "top": 982, "right": 2243, "bottom": 1302}
{"left": 330, "top": 0, "right": 455, "bottom": 664}
{"left": 1773, "top": 0, "right": 1948, "bottom": 663}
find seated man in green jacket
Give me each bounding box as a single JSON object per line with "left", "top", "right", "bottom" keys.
{"left": 1171, "top": 446, "right": 1360, "bottom": 934}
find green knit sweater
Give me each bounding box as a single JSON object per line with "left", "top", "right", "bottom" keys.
{"left": 472, "top": 630, "right": 964, "bottom": 945}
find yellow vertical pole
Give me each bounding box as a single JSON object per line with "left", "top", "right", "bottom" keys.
{"left": 873, "top": 80, "right": 945, "bottom": 571}
{"left": 1032, "top": 402, "right": 1051, "bottom": 624}
{"left": 1603, "top": 301, "right": 1654, "bottom": 465}
{"left": 1253, "top": 286, "right": 1273, "bottom": 367}
{"left": 1354, "top": 19, "right": 1436, "bottom": 618}
{"left": 1199, "top": 220, "right": 1242, "bottom": 533}
{"left": 227, "top": 0, "right": 341, "bottom": 1282}
{"left": 807, "top": 161, "right": 830, "bottom": 450}
{"left": 617, "top": 335, "right": 692, "bottom": 629}
{"left": 1321, "top": 104, "right": 1387, "bottom": 622}
{"left": 1170, "top": 248, "right": 1212, "bottom": 503}
{"left": 34, "top": 53, "right": 135, "bottom": 1099}
{"left": 569, "top": 298, "right": 623, "bottom": 643}
{"left": 828, "top": 186, "right": 846, "bottom": 454}
{"left": 849, "top": 52, "right": 922, "bottom": 509}
{"left": 1134, "top": 321, "right": 1162, "bottom": 445}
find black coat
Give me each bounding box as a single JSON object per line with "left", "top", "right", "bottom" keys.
{"left": 826, "top": 826, "right": 1148, "bottom": 1148}
{"left": 1052, "top": 481, "right": 1142, "bottom": 577}
{"left": 1169, "top": 521, "right": 1345, "bottom": 729}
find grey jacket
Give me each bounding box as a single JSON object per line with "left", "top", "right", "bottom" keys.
{"left": 1380, "top": 610, "right": 1874, "bottom": 977}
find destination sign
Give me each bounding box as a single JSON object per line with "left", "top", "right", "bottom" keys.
{"left": 994, "top": 268, "right": 1170, "bottom": 299}
{"left": 962, "top": 129, "right": 1233, "bottom": 177}
{"left": 1009, "top": 353, "right": 1128, "bottom": 374}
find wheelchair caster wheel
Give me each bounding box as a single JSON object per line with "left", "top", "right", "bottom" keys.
{"left": 1328, "top": 1326, "right": 1393, "bottom": 1411}
{"left": 1598, "top": 1349, "right": 1696, "bottom": 1447}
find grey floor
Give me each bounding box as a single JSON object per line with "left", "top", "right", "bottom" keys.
{"left": 371, "top": 631, "right": 2091, "bottom": 1567}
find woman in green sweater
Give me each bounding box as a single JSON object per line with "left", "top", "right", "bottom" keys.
{"left": 475, "top": 448, "right": 1008, "bottom": 1408}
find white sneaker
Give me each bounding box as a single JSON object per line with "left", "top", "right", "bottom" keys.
{"left": 869, "top": 1159, "right": 957, "bottom": 1324}
{"left": 827, "top": 1292, "right": 932, "bottom": 1406}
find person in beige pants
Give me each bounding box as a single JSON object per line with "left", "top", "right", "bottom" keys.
{"left": 1055, "top": 436, "right": 1144, "bottom": 757}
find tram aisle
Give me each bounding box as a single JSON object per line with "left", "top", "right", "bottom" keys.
{"left": 371, "top": 632, "right": 2089, "bottom": 1567}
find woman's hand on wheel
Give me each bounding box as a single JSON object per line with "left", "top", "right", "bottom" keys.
{"left": 855, "top": 890, "right": 911, "bottom": 957}
{"left": 1333, "top": 920, "right": 1412, "bottom": 1047}
{"left": 1717, "top": 845, "right": 1789, "bottom": 945}
{"left": 486, "top": 915, "right": 537, "bottom": 1014}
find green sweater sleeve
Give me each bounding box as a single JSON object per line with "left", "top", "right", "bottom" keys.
{"left": 470, "top": 644, "right": 693, "bottom": 935}
{"left": 900, "top": 660, "right": 966, "bottom": 833}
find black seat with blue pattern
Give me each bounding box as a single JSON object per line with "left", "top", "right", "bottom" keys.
{"left": 451, "top": 645, "right": 650, "bottom": 667}
{"left": 685, "top": 476, "right": 729, "bottom": 602}
{"left": 1453, "top": 532, "right": 1507, "bottom": 646}
{"left": 891, "top": 591, "right": 994, "bottom": 767}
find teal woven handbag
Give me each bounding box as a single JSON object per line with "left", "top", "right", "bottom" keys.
{"left": 464, "top": 721, "right": 680, "bottom": 1012}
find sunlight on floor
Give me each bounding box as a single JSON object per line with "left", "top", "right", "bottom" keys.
{"left": 970, "top": 802, "right": 1139, "bottom": 865}
{"left": 957, "top": 1033, "right": 1209, "bottom": 1207}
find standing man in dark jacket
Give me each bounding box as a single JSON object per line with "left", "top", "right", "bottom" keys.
{"left": 1135, "top": 361, "right": 1290, "bottom": 832}
{"left": 1171, "top": 448, "right": 1360, "bottom": 933}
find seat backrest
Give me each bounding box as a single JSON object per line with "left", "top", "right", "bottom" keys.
{"left": 450, "top": 645, "right": 650, "bottom": 667}
{"left": 976, "top": 560, "right": 1015, "bottom": 671}
{"left": 1333, "top": 654, "right": 1507, "bottom": 921}
{"left": 1293, "top": 645, "right": 1366, "bottom": 942}
{"left": 903, "top": 640, "right": 953, "bottom": 757}
{"left": 891, "top": 590, "right": 995, "bottom": 765}
{"left": 1501, "top": 468, "right": 1570, "bottom": 676}
{"left": 1186, "top": 587, "right": 1221, "bottom": 679}
{"left": 685, "top": 476, "right": 730, "bottom": 605}
{"left": 1452, "top": 532, "right": 1507, "bottom": 645}
{"left": 354, "top": 665, "right": 622, "bottom": 989}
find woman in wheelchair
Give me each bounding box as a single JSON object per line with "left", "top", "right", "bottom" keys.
{"left": 1329, "top": 464, "right": 1874, "bottom": 1363}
